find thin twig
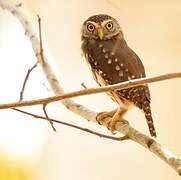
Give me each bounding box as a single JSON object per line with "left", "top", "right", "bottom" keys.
{"left": 12, "top": 108, "right": 129, "bottom": 141}
{"left": 19, "top": 62, "right": 38, "bottom": 101}
{"left": 0, "top": 72, "right": 180, "bottom": 110}
{"left": 38, "top": 15, "right": 56, "bottom": 131}
{"left": 41, "top": 83, "right": 51, "bottom": 91}
{"left": 37, "top": 15, "right": 56, "bottom": 131}
{"left": 81, "top": 83, "right": 87, "bottom": 89}
{"left": 43, "top": 104, "right": 56, "bottom": 132}
{"left": 37, "top": 15, "right": 45, "bottom": 65}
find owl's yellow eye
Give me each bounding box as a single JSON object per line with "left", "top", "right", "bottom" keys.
{"left": 87, "top": 24, "right": 95, "bottom": 32}
{"left": 106, "top": 22, "right": 113, "bottom": 30}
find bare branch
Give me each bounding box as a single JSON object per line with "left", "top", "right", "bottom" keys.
{"left": 0, "top": 72, "right": 180, "bottom": 110}
{"left": 42, "top": 104, "right": 56, "bottom": 131}
{"left": 37, "top": 14, "right": 56, "bottom": 131}
{"left": 12, "top": 108, "right": 128, "bottom": 141}
{"left": 19, "top": 62, "right": 38, "bottom": 101}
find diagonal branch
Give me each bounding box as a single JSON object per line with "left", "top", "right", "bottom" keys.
{"left": 0, "top": 72, "right": 180, "bottom": 110}
{"left": 0, "top": 0, "right": 181, "bottom": 175}
{"left": 12, "top": 108, "right": 129, "bottom": 141}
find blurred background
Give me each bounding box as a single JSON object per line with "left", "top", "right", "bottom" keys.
{"left": 0, "top": 0, "right": 181, "bottom": 179}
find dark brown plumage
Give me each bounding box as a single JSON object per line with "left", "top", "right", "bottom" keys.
{"left": 81, "top": 14, "right": 156, "bottom": 137}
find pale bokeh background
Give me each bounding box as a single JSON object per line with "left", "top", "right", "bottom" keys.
{"left": 0, "top": 0, "right": 181, "bottom": 179}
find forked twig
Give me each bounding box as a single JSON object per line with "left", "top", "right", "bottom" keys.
{"left": 12, "top": 108, "right": 129, "bottom": 141}
{"left": 38, "top": 15, "right": 56, "bottom": 131}
{"left": 43, "top": 104, "right": 56, "bottom": 131}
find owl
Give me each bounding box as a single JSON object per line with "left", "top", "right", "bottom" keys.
{"left": 81, "top": 14, "right": 156, "bottom": 137}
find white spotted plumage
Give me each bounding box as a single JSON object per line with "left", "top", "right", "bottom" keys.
{"left": 81, "top": 14, "right": 157, "bottom": 137}
{"left": 108, "top": 59, "right": 112, "bottom": 64}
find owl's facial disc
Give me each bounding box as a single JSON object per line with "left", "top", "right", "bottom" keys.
{"left": 81, "top": 15, "right": 123, "bottom": 40}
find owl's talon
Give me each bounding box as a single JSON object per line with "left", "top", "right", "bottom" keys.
{"left": 107, "top": 119, "right": 119, "bottom": 133}
{"left": 97, "top": 112, "right": 117, "bottom": 134}
{"left": 107, "top": 108, "right": 128, "bottom": 133}
{"left": 96, "top": 111, "right": 115, "bottom": 126}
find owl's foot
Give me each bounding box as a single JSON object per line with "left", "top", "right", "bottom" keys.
{"left": 107, "top": 108, "right": 128, "bottom": 133}
{"left": 96, "top": 108, "right": 128, "bottom": 133}
{"left": 96, "top": 109, "right": 117, "bottom": 126}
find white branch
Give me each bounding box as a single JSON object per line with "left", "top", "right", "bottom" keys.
{"left": 0, "top": 0, "right": 181, "bottom": 175}
{"left": 0, "top": 0, "right": 97, "bottom": 122}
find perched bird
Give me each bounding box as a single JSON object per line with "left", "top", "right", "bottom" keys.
{"left": 81, "top": 14, "right": 156, "bottom": 137}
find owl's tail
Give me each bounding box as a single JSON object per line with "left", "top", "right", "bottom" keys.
{"left": 143, "top": 102, "right": 157, "bottom": 137}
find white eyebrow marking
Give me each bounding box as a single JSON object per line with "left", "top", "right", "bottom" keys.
{"left": 101, "top": 19, "right": 114, "bottom": 26}
{"left": 86, "top": 21, "right": 99, "bottom": 26}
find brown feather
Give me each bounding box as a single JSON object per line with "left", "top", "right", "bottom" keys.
{"left": 82, "top": 29, "right": 156, "bottom": 137}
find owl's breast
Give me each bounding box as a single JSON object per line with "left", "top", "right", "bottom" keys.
{"left": 82, "top": 37, "right": 145, "bottom": 87}
{"left": 82, "top": 38, "right": 130, "bottom": 85}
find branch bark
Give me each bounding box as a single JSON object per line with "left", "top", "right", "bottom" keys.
{"left": 0, "top": 72, "right": 180, "bottom": 110}
{"left": 0, "top": 0, "right": 181, "bottom": 175}
{"left": 12, "top": 108, "right": 129, "bottom": 141}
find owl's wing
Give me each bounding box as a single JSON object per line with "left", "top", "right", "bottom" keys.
{"left": 108, "top": 38, "right": 146, "bottom": 80}
{"left": 127, "top": 48, "right": 151, "bottom": 102}
{"left": 109, "top": 38, "right": 151, "bottom": 102}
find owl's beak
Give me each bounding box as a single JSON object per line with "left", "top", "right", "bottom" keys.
{"left": 97, "top": 28, "right": 104, "bottom": 40}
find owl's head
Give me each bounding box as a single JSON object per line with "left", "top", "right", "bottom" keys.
{"left": 81, "top": 14, "right": 123, "bottom": 40}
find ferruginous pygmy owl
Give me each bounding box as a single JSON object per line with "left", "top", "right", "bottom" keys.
{"left": 81, "top": 14, "right": 156, "bottom": 137}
